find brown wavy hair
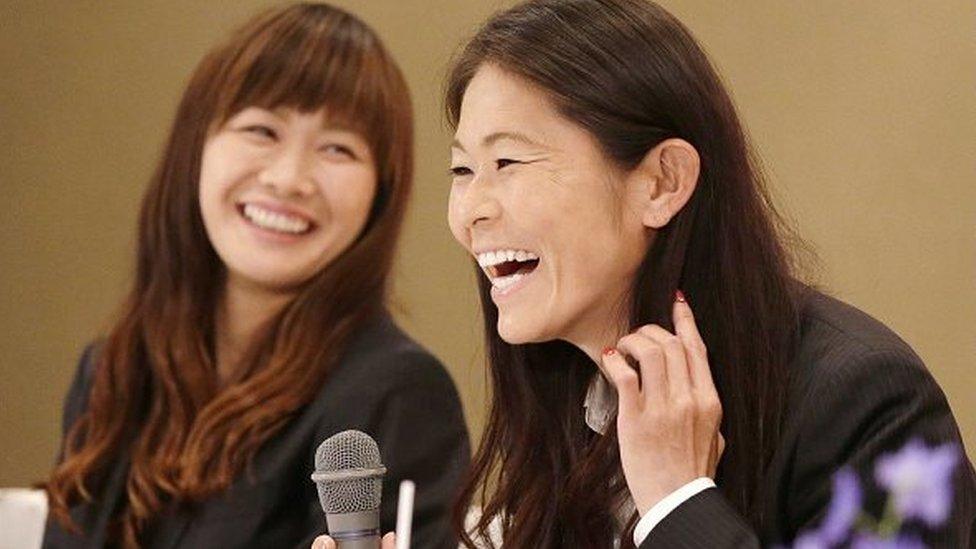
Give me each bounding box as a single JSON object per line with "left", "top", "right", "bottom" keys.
{"left": 45, "top": 3, "right": 413, "bottom": 546}
{"left": 446, "top": 0, "right": 804, "bottom": 546}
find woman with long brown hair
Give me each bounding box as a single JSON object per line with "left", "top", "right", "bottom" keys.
{"left": 42, "top": 3, "right": 468, "bottom": 548}
{"left": 434, "top": 0, "right": 973, "bottom": 547}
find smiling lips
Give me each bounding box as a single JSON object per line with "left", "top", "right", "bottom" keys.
{"left": 240, "top": 203, "right": 314, "bottom": 235}
{"left": 477, "top": 249, "right": 541, "bottom": 291}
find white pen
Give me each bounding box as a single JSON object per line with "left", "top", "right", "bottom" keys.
{"left": 395, "top": 480, "right": 415, "bottom": 549}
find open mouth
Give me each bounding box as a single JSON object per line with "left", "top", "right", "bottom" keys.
{"left": 238, "top": 203, "right": 315, "bottom": 235}
{"left": 477, "top": 249, "right": 540, "bottom": 291}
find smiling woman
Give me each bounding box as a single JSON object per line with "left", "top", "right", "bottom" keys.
{"left": 201, "top": 107, "right": 377, "bottom": 288}
{"left": 199, "top": 106, "right": 380, "bottom": 376}
{"left": 443, "top": 1, "right": 976, "bottom": 548}
{"left": 41, "top": 4, "right": 468, "bottom": 548}
{"left": 450, "top": 64, "right": 654, "bottom": 347}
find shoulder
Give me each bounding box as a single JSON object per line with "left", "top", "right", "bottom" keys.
{"left": 794, "top": 290, "right": 922, "bottom": 367}
{"left": 787, "top": 289, "right": 952, "bottom": 436}
{"left": 304, "top": 313, "right": 468, "bottom": 465}
{"left": 60, "top": 341, "right": 102, "bottom": 434}
{"left": 307, "top": 313, "right": 462, "bottom": 422}
{"left": 73, "top": 342, "right": 100, "bottom": 387}
{"left": 773, "top": 290, "right": 974, "bottom": 542}
{"left": 791, "top": 289, "right": 928, "bottom": 386}
{"left": 334, "top": 313, "right": 455, "bottom": 391}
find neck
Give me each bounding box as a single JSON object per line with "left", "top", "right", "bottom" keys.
{"left": 565, "top": 296, "right": 631, "bottom": 370}
{"left": 215, "top": 274, "right": 295, "bottom": 382}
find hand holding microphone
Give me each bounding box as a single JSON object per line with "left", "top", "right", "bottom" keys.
{"left": 310, "top": 430, "right": 413, "bottom": 549}
{"left": 312, "top": 533, "right": 395, "bottom": 549}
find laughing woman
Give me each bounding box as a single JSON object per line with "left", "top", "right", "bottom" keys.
{"left": 42, "top": 4, "right": 468, "bottom": 548}
{"left": 441, "top": 0, "right": 975, "bottom": 547}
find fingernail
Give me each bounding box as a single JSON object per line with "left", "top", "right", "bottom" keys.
{"left": 602, "top": 347, "right": 616, "bottom": 356}
{"left": 675, "top": 289, "right": 687, "bottom": 303}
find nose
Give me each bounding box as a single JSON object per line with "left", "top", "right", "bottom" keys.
{"left": 456, "top": 173, "right": 502, "bottom": 230}
{"left": 258, "top": 143, "right": 316, "bottom": 197}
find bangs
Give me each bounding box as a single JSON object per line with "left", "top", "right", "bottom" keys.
{"left": 212, "top": 5, "right": 395, "bottom": 147}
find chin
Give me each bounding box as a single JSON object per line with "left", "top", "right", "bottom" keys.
{"left": 496, "top": 317, "right": 525, "bottom": 344}
{"left": 497, "top": 331, "right": 531, "bottom": 345}
{"left": 496, "top": 316, "right": 553, "bottom": 346}
{"left": 229, "top": 263, "right": 317, "bottom": 293}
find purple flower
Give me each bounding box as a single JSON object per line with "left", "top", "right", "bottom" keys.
{"left": 786, "top": 468, "right": 861, "bottom": 548}
{"left": 820, "top": 467, "right": 862, "bottom": 544}
{"left": 791, "top": 530, "right": 830, "bottom": 549}
{"left": 874, "top": 438, "right": 960, "bottom": 527}
{"left": 850, "top": 532, "right": 926, "bottom": 549}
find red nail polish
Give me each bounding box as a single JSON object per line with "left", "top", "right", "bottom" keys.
{"left": 602, "top": 347, "right": 616, "bottom": 356}
{"left": 675, "top": 289, "right": 687, "bottom": 303}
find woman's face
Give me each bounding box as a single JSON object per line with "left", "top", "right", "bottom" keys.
{"left": 448, "top": 64, "right": 651, "bottom": 346}
{"left": 199, "top": 106, "right": 377, "bottom": 294}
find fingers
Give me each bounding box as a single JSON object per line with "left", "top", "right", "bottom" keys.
{"left": 615, "top": 333, "right": 666, "bottom": 403}
{"left": 313, "top": 533, "right": 394, "bottom": 549}
{"left": 672, "top": 293, "right": 723, "bottom": 436}
{"left": 672, "top": 291, "right": 716, "bottom": 392}
{"left": 604, "top": 291, "right": 722, "bottom": 429}
{"left": 601, "top": 346, "right": 642, "bottom": 416}
{"left": 637, "top": 324, "right": 691, "bottom": 399}
{"left": 311, "top": 536, "right": 335, "bottom": 549}
{"left": 614, "top": 322, "right": 692, "bottom": 408}
{"left": 605, "top": 292, "right": 727, "bottom": 511}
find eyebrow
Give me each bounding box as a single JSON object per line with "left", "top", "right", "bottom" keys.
{"left": 451, "top": 131, "right": 543, "bottom": 152}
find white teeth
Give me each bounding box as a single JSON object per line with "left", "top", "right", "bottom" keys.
{"left": 492, "top": 272, "right": 525, "bottom": 290}
{"left": 476, "top": 249, "right": 539, "bottom": 268}
{"left": 242, "top": 204, "right": 310, "bottom": 234}
{"left": 474, "top": 248, "right": 540, "bottom": 293}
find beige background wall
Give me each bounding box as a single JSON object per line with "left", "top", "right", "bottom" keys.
{"left": 1, "top": 0, "right": 973, "bottom": 486}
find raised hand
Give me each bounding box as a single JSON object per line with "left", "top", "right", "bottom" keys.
{"left": 600, "top": 290, "right": 725, "bottom": 515}
{"left": 311, "top": 532, "right": 396, "bottom": 549}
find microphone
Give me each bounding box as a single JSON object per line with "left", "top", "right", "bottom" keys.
{"left": 311, "top": 430, "right": 387, "bottom": 549}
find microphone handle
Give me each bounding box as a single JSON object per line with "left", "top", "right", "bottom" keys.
{"left": 336, "top": 538, "right": 380, "bottom": 549}
{"left": 327, "top": 509, "right": 381, "bottom": 549}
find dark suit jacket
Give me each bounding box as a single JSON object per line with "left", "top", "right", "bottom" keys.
{"left": 640, "top": 291, "right": 976, "bottom": 548}
{"left": 43, "top": 313, "right": 470, "bottom": 549}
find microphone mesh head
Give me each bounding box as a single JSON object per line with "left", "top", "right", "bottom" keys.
{"left": 313, "top": 430, "right": 384, "bottom": 514}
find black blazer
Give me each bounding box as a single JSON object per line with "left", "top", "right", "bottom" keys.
{"left": 43, "top": 313, "right": 470, "bottom": 549}
{"left": 640, "top": 291, "right": 976, "bottom": 548}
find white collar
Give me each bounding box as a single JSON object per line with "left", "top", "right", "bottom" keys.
{"left": 583, "top": 371, "right": 617, "bottom": 435}
{"left": 583, "top": 374, "right": 635, "bottom": 540}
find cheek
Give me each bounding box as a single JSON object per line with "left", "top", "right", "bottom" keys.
{"left": 349, "top": 180, "right": 377, "bottom": 216}
{"left": 198, "top": 146, "right": 216, "bottom": 194}
{"left": 323, "top": 168, "right": 377, "bottom": 224}
{"left": 197, "top": 159, "right": 222, "bottom": 221}
{"left": 198, "top": 142, "right": 238, "bottom": 207}
{"left": 446, "top": 188, "right": 469, "bottom": 246}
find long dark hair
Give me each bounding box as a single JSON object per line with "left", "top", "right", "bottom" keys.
{"left": 46, "top": 4, "right": 413, "bottom": 546}
{"left": 446, "top": 0, "right": 803, "bottom": 546}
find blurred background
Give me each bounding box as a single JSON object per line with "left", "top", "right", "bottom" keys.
{"left": 1, "top": 0, "right": 973, "bottom": 487}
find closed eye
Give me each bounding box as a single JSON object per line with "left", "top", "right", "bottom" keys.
{"left": 243, "top": 125, "right": 277, "bottom": 140}
{"left": 321, "top": 144, "right": 357, "bottom": 160}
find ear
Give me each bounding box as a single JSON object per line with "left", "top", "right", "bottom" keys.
{"left": 628, "top": 138, "right": 700, "bottom": 229}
